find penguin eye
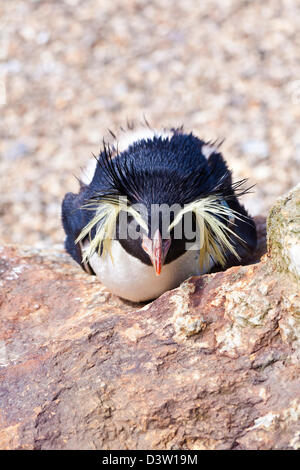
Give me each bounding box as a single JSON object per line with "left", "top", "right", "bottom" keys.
{"left": 75, "top": 196, "right": 148, "bottom": 263}
{"left": 168, "top": 196, "right": 247, "bottom": 269}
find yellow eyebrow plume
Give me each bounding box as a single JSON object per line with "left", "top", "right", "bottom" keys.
{"left": 168, "top": 196, "right": 245, "bottom": 270}
{"left": 75, "top": 197, "right": 148, "bottom": 263}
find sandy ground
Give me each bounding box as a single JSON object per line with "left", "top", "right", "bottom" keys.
{"left": 0, "top": 0, "right": 299, "bottom": 247}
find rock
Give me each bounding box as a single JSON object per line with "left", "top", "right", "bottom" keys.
{"left": 0, "top": 188, "right": 299, "bottom": 450}
{"left": 267, "top": 183, "right": 300, "bottom": 280}
{"left": 241, "top": 140, "right": 269, "bottom": 160}
{"left": 5, "top": 142, "right": 31, "bottom": 161}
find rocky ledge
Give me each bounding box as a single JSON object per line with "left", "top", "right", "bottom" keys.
{"left": 0, "top": 185, "right": 299, "bottom": 450}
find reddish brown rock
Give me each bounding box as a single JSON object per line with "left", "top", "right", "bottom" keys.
{"left": 0, "top": 203, "right": 299, "bottom": 449}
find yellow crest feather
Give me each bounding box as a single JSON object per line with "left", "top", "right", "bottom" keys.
{"left": 75, "top": 197, "right": 148, "bottom": 263}
{"left": 168, "top": 196, "right": 245, "bottom": 270}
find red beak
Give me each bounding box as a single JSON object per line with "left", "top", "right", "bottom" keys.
{"left": 142, "top": 229, "right": 171, "bottom": 276}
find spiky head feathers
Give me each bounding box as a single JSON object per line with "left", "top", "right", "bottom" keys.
{"left": 75, "top": 132, "right": 252, "bottom": 270}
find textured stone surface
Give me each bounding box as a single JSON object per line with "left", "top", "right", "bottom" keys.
{"left": 267, "top": 183, "right": 300, "bottom": 280}
{"left": 0, "top": 191, "right": 299, "bottom": 449}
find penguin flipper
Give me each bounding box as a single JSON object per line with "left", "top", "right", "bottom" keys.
{"left": 206, "top": 149, "right": 257, "bottom": 266}
{"left": 61, "top": 188, "right": 95, "bottom": 275}
{"left": 221, "top": 196, "right": 257, "bottom": 269}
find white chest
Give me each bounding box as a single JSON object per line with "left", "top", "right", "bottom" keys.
{"left": 86, "top": 240, "right": 212, "bottom": 302}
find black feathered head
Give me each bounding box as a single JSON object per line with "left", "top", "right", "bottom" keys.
{"left": 73, "top": 129, "right": 253, "bottom": 275}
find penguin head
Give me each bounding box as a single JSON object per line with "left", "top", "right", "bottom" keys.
{"left": 73, "top": 130, "right": 249, "bottom": 276}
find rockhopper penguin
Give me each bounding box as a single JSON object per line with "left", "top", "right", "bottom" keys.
{"left": 62, "top": 126, "right": 257, "bottom": 302}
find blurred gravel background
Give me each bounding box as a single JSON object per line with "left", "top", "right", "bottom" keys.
{"left": 0, "top": 0, "right": 299, "bottom": 247}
